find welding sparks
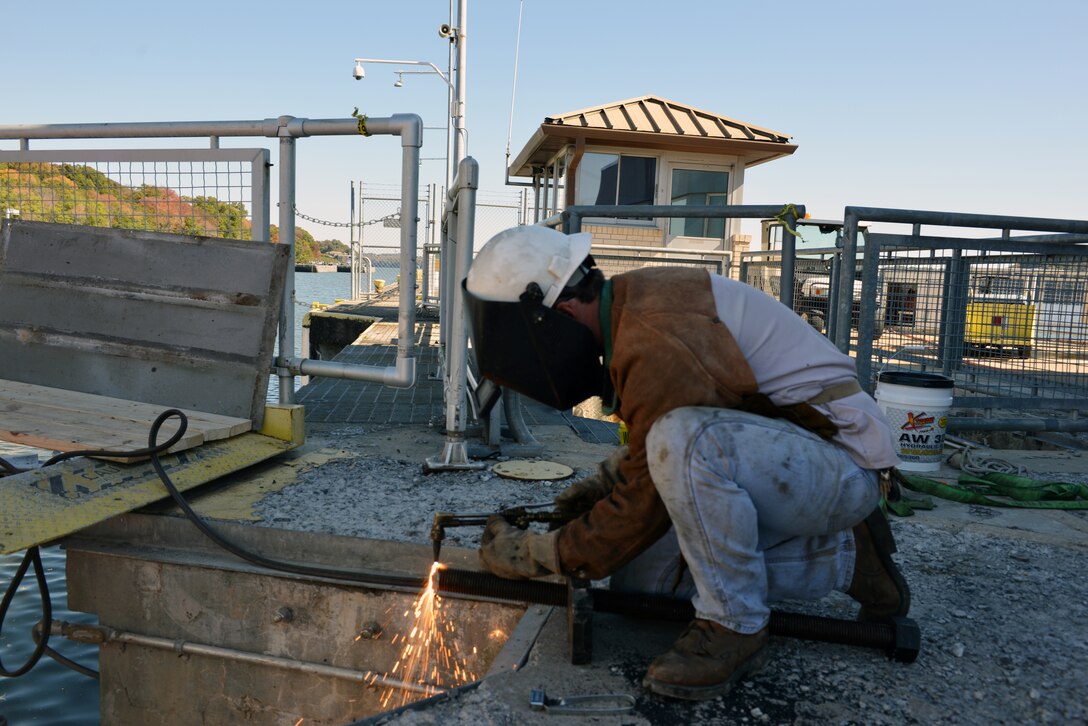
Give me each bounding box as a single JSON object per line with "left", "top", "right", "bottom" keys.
{"left": 373, "top": 562, "right": 479, "bottom": 709}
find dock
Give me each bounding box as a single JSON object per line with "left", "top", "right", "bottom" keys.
{"left": 3, "top": 287, "right": 1087, "bottom": 724}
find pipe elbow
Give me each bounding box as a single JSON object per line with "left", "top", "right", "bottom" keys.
{"left": 390, "top": 113, "right": 423, "bottom": 148}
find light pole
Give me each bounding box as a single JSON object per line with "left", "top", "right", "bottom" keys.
{"left": 352, "top": 57, "right": 461, "bottom": 192}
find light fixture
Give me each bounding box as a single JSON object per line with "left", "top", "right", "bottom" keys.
{"left": 394, "top": 73, "right": 403, "bottom": 88}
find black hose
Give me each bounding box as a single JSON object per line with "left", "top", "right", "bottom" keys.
{"left": 0, "top": 409, "right": 191, "bottom": 681}
{"left": 0, "top": 547, "right": 51, "bottom": 678}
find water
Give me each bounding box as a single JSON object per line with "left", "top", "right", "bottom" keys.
{"left": 269, "top": 268, "right": 398, "bottom": 401}
{"left": 0, "top": 271, "right": 377, "bottom": 724}
{"left": 0, "top": 547, "right": 100, "bottom": 725}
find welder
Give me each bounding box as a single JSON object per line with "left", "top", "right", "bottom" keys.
{"left": 463, "top": 225, "right": 910, "bottom": 701}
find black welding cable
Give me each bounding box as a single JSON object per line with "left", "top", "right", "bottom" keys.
{"left": 0, "top": 547, "right": 52, "bottom": 678}
{"left": 0, "top": 415, "right": 190, "bottom": 681}
{"left": 145, "top": 410, "right": 425, "bottom": 591}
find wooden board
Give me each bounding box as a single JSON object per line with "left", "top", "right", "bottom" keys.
{"left": 0, "top": 380, "right": 251, "bottom": 462}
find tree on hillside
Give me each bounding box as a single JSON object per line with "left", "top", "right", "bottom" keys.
{"left": 187, "top": 196, "right": 250, "bottom": 239}
{"left": 270, "top": 224, "right": 321, "bottom": 263}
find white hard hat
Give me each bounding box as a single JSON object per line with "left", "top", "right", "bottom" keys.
{"left": 466, "top": 226, "right": 593, "bottom": 308}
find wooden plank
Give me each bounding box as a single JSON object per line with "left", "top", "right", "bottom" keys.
{"left": 0, "top": 408, "right": 204, "bottom": 459}
{"left": 0, "top": 380, "right": 251, "bottom": 440}
{"left": 0, "top": 380, "right": 252, "bottom": 461}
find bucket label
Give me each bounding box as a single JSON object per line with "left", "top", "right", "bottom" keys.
{"left": 884, "top": 406, "right": 949, "bottom": 462}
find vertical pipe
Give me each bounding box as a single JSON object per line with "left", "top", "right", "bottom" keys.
{"left": 836, "top": 209, "right": 860, "bottom": 354}
{"left": 277, "top": 131, "right": 297, "bottom": 404}
{"left": 779, "top": 206, "right": 797, "bottom": 311}
{"left": 441, "top": 186, "right": 457, "bottom": 353}
{"left": 446, "top": 158, "right": 479, "bottom": 437}
{"left": 396, "top": 142, "right": 420, "bottom": 384}
{"left": 855, "top": 232, "right": 881, "bottom": 389}
{"left": 453, "top": 0, "right": 467, "bottom": 170}
{"left": 349, "top": 181, "right": 358, "bottom": 300}
{"left": 251, "top": 149, "right": 271, "bottom": 243}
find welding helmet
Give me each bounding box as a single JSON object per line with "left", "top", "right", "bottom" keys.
{"left": 464, "top": 226, "right": 605, "bottom": 410}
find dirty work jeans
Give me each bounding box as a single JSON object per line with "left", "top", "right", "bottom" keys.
{"left": 610, "top": 407, "right": 881, "bottom": 635}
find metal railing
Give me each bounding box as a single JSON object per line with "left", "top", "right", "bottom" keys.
{"left": 426, "top": 157, "right": 487, "bottom": 471}
{"left": 0, "top": 114, "right": 424, "bottom": 406}
{"left": 841, "top": 208, "right": 1088, "bottom": 432}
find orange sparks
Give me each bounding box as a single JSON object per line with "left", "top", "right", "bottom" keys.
{"left": 371, "top": 562, "right": 479, "bottom": 709}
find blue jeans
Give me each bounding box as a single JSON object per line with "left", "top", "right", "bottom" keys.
{"left": 610, "top": 407, "right": 880, "bottom": 634}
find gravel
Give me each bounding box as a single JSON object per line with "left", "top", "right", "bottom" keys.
{"left": 255, "top": 425, "right": 1088, "bottom": 725}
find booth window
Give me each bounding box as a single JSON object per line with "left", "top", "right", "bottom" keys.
{"left": 576, "top": 153, "right": 657, "bottom": 210}
{"left": 668, "top": 168, "right": 729, "bottom": 239}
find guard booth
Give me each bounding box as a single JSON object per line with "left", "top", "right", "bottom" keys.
{"left": 506, "top": 95, "right": 797, "bottom": 258}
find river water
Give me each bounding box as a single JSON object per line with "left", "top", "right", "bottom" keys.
{"left": 0, "top": 271, "right": 373, "bottom": 724}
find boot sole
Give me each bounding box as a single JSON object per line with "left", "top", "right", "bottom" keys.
{"left": 859, "top": 508, "right": 911, "bottom": 621}
{"left": 642, "top": 647, "right": 769, "bottom": 701}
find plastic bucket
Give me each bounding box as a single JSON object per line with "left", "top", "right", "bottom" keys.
{"left": 875, "top": 371, "right": 954, "bottom": 472}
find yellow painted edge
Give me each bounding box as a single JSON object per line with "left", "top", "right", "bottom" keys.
{"left": 259, "top": 404, "right": 305, "bottom": 445}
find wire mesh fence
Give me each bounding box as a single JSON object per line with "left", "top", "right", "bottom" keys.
{"left": 357, "top": 185, "right": 528, "bottom": 305}
{"left": 0, "top": 150, "right": 269, "bottom": 240}
{"left": 868, "top": 246, "right": 1088, "bottom": 410}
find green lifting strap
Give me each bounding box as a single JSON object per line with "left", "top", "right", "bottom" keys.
{"left": 898, "top": 471, "right": 1088, "bottom": 511}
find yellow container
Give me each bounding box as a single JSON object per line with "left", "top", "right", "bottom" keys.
{"left": 965, "top": 300, "right": 1034, "bottom": 358}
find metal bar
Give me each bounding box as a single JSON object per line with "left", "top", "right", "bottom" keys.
{"left": 251, "top": 149, "right": 271, "bottom": 242}
{"left": 588, "top": 243, "right": 732, "bottom": 258}
{"left": 842, "top": 206, "right": 1088, "bottom": 236}
{"left": 835, "top": 209, "right": 861, "bottom": 353}
{"left": 426, "top": 158, "right": 485, "bottom": 471}
{"left": 870, "top": 232, "right": 1088, "bottom": 257}
{"left": 563, "top": 204, "right": 800, "bottom": 220}
{"left": 855, "top": 230, "right": 880, "bottom": 382}
{"left": 277, "top": 135, "right": 297, "bottom": 404}
{"left": 55, "top": 622, "right": 439, "bottom": 696}
{"left": 779, "top": 205, "right": 798, "bottom": 310}
{"left": 949, "top": 417, "right": 1088, "bottom": 433}
{"left": 448, "top": 156, "right": 478, "bottom": 433}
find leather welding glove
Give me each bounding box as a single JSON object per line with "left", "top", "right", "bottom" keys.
{"left": 554, "top": 445, "right": 629, "bottom": 516}
{"left": 478, "top": 515, "right": 562, "bottom": 580}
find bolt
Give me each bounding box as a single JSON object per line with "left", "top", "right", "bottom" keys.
{"left": 272, "top": 607, "right": 294, "bottom": 624}
{"left": 357, "top": 621, "right": 383, "bottom": 640}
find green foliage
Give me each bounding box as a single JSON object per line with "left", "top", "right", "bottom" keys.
{"left": 270, "top": 224, "right": 321, "bottom": 263}
{"left": 0, "top": 161, "right": 256, "bottom": 240}
{"left": 186, "top": 196, "right": 249, "bottom": 239}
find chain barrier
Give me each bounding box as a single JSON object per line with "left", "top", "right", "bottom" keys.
{"left": 292, "top": 206, "right": 400, "bottom": 229}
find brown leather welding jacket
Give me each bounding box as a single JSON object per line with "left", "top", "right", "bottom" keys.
{"left": 557, "top": 267, "right": 764, "bottom": 580}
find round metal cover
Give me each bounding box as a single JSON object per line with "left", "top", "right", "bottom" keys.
{"left": 492, "top": 460, "right": 574, "bottom": 481}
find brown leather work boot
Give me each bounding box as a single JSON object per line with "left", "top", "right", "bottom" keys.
{"left": 642, "top": 619, "right": 769, "bottom": 701}
{"left": 847, "top": 508, "right": 911, "bottom": 622}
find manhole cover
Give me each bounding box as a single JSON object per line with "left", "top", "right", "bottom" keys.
{"left": 492, "top": 460, "right": 574, "bottom": 481}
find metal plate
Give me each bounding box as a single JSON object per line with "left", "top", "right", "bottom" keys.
{"left": 0, "top": 431, "right": 299, "bottom": 554}
{"left": 491, "top": 460, "right": 574, "bottom": 482}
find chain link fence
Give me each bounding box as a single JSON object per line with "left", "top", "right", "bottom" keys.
{"left": 357, "top": 185, "right": 528, "bottom": 306}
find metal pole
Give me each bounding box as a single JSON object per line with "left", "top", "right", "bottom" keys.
{"left": 277, "top": 127, "right": 297, "bottom": 404}
{"left": 779, "top": 205, "right": 797, "bottom": 311}
{"left": 426, "top": 158, "right": 485, "bottom": 472}
{"left": 452, "top": 0, "right": 467, "bottom": 170}
{"left": 836, "top": 210, "right": 861, "bottom": 353}
{"left": 396, "top": 126, "right": 421, "bottom": 388}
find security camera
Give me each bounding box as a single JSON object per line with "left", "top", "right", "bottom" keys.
{"left": 352, "top": 62, "right": 365, "bottom": 80}
{"left": 438, "top": 23, "right": 453, "bottom": 38}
